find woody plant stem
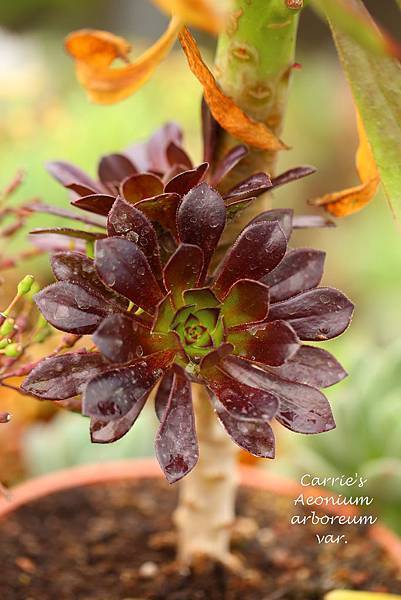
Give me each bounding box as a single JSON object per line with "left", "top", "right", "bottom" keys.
{"left": 175, "top": 0, "right": 303, "bottom": 565}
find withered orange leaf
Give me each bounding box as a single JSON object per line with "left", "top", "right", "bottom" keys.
{"left": 65, "top": 18, "right": 182, "bottom": 104}
{"left": 311, "top": 112, "right": 380, "bottom": 217}
{"left": 178, "top": 28, "right": 287, "bottom": 152}
{"left": 151, "top": 0, "right": 229, "bottom": 35}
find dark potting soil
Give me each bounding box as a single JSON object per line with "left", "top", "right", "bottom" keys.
{"left": 0, "top": 478, "right": 400, "bottom": 600}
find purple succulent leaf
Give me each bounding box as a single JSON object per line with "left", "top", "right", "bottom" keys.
{"left": 134, "top": 192, "right": 181, "bottom": 237}
{"left": 46, "top": 160, "right": 102, "bottom": 193}
{"left": 29, "top": 233, "right": 86, "bottom": 254}
{"left": 51, "top": 251, "right": 128, "bottom": 309}
{"left": 107, "top": 196, "right": 163, "bottom": 282}
{"left": 222, "top": 356, "right": 336, "bottom": 434}
{"left": 262, "top": 248, "right": 326, "bottom": 303}
{"left": 155, "top": 369, "right": 174, "bottom": 421}
{"left": 201, "top": 97, "right": 220, "bottom": 164}
{"left": 224, "top": 173, "right": 272, "bottom": 203}
{"left": 90, "top": 404, "right": 144, "bottom": 444}
{"left": 34, "top": 282, "right": 113, "bottom": 334}
{"left": 267, "top": 287, "right": 354, "bottom": 341}
{"left": 209, "top": 392, "right": 276, "bottom": 459}
{"left": 267, "top": 345, "right": 347, "bottom": 388}
{"left": 249, "top": 208, "right": 293, "bottom": 241}
{"left": 177, "top": 182, "right": 226, "bottom": 276}
{"left": 27, "top": 201, "right": 106, "bottom": 228}
{"left": 72, "top": 194, "right": 116, "bottom": 216}
{"left": 221, "top": 279, "right": 270, "bottom": 329}
{"left": 164, "top": 163, "right": 209, "bottom": 195}
{"left": 155, "top": 366, "right": 198, "bottom": 483}
{"left": 83, "top": 350, "right": 174, "bottom": 420}
{"left": 293, "top": 214, "right": 335, "bottom": 229}
{"left": 125, "top": 123, "right": 183, "bottom": 173}
{"left": 30, "top": 228, "right": 106, "bottom": 242}
{"left": 201, "top": 352, "right": 279, "bottom": 422}
{"left": 98, "top": 154, "right": 137, "bottom": 190}
{"left": 211, "top": 145, "right": 248, "bottom": 186}
{"left": 121, "top": 173, "right": 164, "bottom": 203}
{"left": 21, "top": 352, "right": 108, "bottom": 400}
{"left": 206, "top": 374, "right": 279, "bottom": 422}
{"left": 95, "top": 237, "right": 163, "bottom": 311}
{"left": 93, "top": 313, "right": 177, "bottom": 364}
{"left": 270, "top": 166, "right": 316, "bottom": 190}
{"left": 228, "top": 320, "right": 299, "bottom": 367}
{"left": 166, "top": 142, "right": 193, "bottom": 170}
{"left": 212, "top": 221, "right": 287, "bottom": 300}
{"left": 163, "top": 244, "right": 204, "bottom": 307}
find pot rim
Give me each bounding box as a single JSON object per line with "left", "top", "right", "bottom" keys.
{"left": 1, "top": 458, "right": 400, "bottom": 571}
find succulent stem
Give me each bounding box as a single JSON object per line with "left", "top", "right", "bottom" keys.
{"left": 176, "top": 0, "right": 302, "bottom": 565}
{"left": 174, "top": 385, "right": 239, "bottom": 565}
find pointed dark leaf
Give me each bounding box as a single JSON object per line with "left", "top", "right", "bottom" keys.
{"left": 224, "top": 172, "right": 272, "bottom": 202}
{"left": 228, "top": 320, "right": 299, "bottom": 367}
{"left": 83, "top": 350, "right": 174, "bottom": 419}
{"left": 163, "top": 244, "right": 204, "bottom": 307}
{"left": 201, "top": 97, "right": 219, "bottom": 164}
{"left": 121, "top": 173, "right": 164, "bottom": 203}
{"left": 98, "top": 153, "right": 137, "bottom": 188}
{"left": 51, "top": 251, "right": 128, "bottom": 308}
{"left": 262, "top": 248, "right": 325, "bottom": 303}
{"left": 293, "top": 215, "right": 335, "bottom": 229}
{"left": 249, "top": 208, "right": 293, "bottom": 240}
{"left": 93, "top": 313, "right": 177, "bottom": 364}
{"left": 95, "top": 237, "right": 163, "bottom": 311}
{"left": 155, "top": 367, "right": 198, "bottom": 483}
{"left": 211, "top": 145, "right": 248, "bottom": 186}
{"left": 34, "top": 282, "right": 112, "bottom": 334}
{"left": 28, "top": 201, "right": 106, "bottom": 227}
{"left": 268, "top": 287, "right": 354, "bottom": 340}
{"left": 270, "top": 166, "right": 316, "bottom": 190}
{"left": 46, "top": 160, "right": 101, "bottom": 193}
{"left": 205, "top": 368, "right": 279, "bottom": 422}
{"left": 155, "top": 369, "right": 174, "bottom": 421}
{"left": 177, "top": 182, "right": 226, "bottom": 275}
{"left": 145, "top": 122, "right": 183, "bottom": 172}
{"left": 108, "top": 196, "right": 163, "bottom": 281}
{"left": 30, "top": 228, "right": 106, "bottom": 242}
{"left": 72, "top": 194, "right": 116, "bottom": 216}
{"left": 166, "top": 142, "right": 193, "bottom": 170}
{"left": 90, "top": 407, "right": 141, "bottom": 444}
{"left": 213, "top": 221, "right": 287, "bottom": 299}
{"left": 267, "top": 345, "right": 347, "bottom": 388}
{"left": 21, "top": 352, "right": 108, "bottom": 400}
{"left": 210, "top": 393, "right": 275, "bottom": 458}
{"left": 221, "top": 279, "right": 269, "bottom": 329}
{"left": 135, "top": 192, "right": 181, "bottom": 236}
{"left": 164, "top": 163, "right": 208, "bottom": 195}
{"left": 222, "top": 356, "right": 336, "bottom": 434}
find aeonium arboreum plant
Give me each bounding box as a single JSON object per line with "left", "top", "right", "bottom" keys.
{"left": 22, "top": 176, "right": 354, "bottom": 483}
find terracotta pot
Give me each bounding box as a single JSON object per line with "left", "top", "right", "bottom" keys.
{"left": 1, "top": 458, "right": 400, "bottom": 572}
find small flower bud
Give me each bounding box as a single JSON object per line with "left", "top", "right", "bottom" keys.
{"left": 17, "top": 275, "right": 35, "bottom": 296}
{"left": 4, "top": 342, "right": 23, "bottom": 358}
{"left": 0, "top": 412, "right": 11, "bottom": 424}
{"left": 0, "top": 338, "right": 9, "bottom": 349}
{"left": 0, "top": 318, "right": 14, "bottom": 337}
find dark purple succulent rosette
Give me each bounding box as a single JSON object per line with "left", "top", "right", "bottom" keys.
{"left": 30, "top": 116, "right": 330, "bottom": 252}
{"left": 22, "top": 181, "right": 353, "bottom": 484}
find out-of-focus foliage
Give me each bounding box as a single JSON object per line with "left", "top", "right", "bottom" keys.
{"left": 23, "top": 408, "right": 156, "bottom": 477}
{"left": 276, "top": 340, "right": 401, "bottom": 535}
{"left": 326, "top": 592, "right": 401, "bottom": 600}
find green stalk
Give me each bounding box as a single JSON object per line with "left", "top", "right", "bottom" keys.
{"left": 215, "top": 0, "right": 302, "bottom": 188}
{"left": 176, "top": 1, "right": 302, "bottom": 566}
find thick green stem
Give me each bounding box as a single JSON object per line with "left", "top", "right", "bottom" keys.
{"left": 176, "top": 0, "right": 302, "bottom": 566}
{"left": 215, "top": 0, "right": 302, "bottom": 188}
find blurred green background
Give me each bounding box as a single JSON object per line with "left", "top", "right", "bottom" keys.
{"left": 0, "top": 1, "right": 400, "bottom": 531}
